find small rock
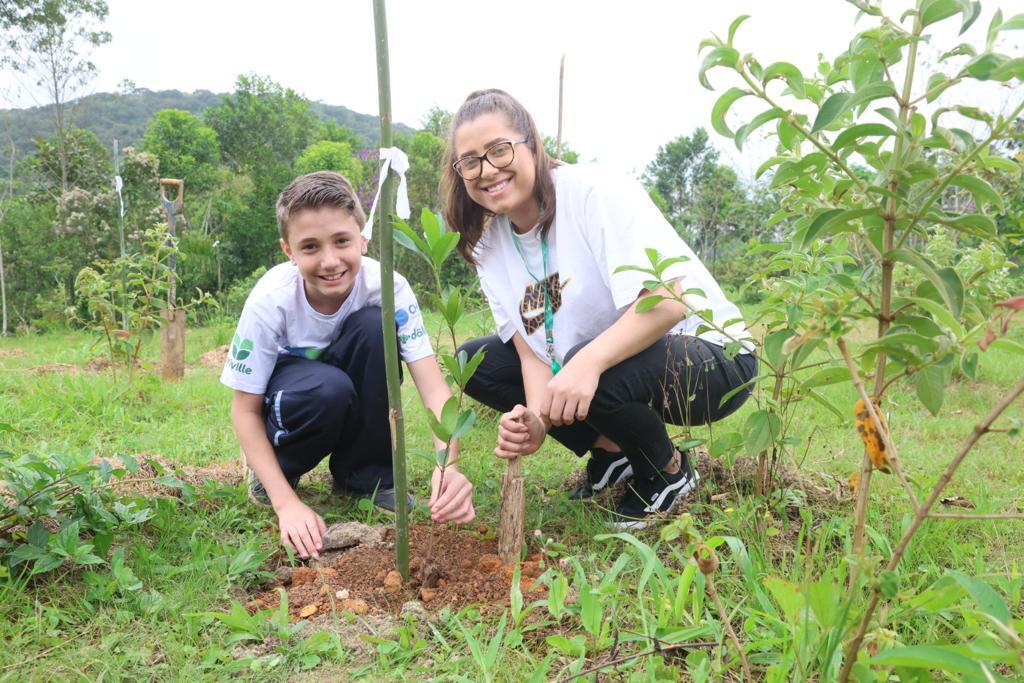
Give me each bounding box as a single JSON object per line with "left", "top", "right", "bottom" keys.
{"left": 409, "top": 557, "right": 422, "bottom": 573}
{"left": 383, "top": 570, "right": 403, "bottom": 594}
{"left": 274, "top": 566, "right": 293, "bottom": 584}
{"left": 299, "top": 604, "right": 318, "bottom": 618}
{"left": 291, "top": 567, "right": 318, "bottom": 586}
{"left": 521, "top": 561, "right": 542, "bottom": 578}
{"left": 319, "top": 584, "right": 331, "bottom": 596}
{"left": 335, "top": 588, "right": 350, "bottom": 600}
{"left": 476, "top": 523, "right": 489, "bottom": 535}
{"left": 341, "top": 598, "right": 369, "bottom": 615}
{"left": 401, "top": 600, "right": 429, "bottom": 621}
{"left": 419, "top": 587, "right": 437, "bottom": 603}
{"left": 477, "top": 553, "right": 502, "bottom": 574}
{"left": 321, "top": 522, "right": 383, "bottom": 551}
{"left": 246, "top": 599, "right": 263, "bottom": 611}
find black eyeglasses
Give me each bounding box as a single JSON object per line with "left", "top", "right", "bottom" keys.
{"left": 452, "top": 139, "right": 528, "bottom": 179}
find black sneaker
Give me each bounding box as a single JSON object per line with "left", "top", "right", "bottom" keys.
{"left": 609, "top": 453, "right": 699, "bottom": 530}
{"left": 568, "top": 448, "right": 634, "bottom": 500}
{"left": 332, "top": 481, "right": 414, "bottom": 514}
{"left": 247, "top": 469, "right": 300, "bottom": 506}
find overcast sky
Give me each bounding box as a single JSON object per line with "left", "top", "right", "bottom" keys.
{"left": 5, "top": 0, "right": 1023, "bottom": 179}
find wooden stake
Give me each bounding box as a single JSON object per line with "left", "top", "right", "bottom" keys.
{"left": 159, "top": 308, "right": 185, "bottom": 380}
{"left": 498, "top": 455, "right": 525, "bottom": 565}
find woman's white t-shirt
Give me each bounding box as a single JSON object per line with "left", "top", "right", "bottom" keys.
{"left": 473, "top": 163, "right": 752, "bottom": 367}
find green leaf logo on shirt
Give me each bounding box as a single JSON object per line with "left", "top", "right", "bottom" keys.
{"left": 231, "top": 334, "right": 254, "bottom": 361}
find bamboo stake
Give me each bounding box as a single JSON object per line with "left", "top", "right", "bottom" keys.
{"left": 555, "top": 55, "right": 565, "bottom": 160}
{"left": 372, "top": 0, "right": 409, "bottom": 581}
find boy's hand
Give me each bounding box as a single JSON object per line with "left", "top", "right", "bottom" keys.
{"left": 495, "top": 404, "right": 546, "bottom": 458}
{"left": 276, "top": 499, "right": 326, "bottom": 559}
{"left": 429, "top": 467, "right": 475, "bottom": 524}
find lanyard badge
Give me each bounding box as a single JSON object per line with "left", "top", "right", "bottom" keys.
{"left": 510, "top": 225, "right": 561, "bottom": 375}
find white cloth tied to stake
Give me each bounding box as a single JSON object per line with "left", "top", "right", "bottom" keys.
{"left": 365, "top": 146, "right": 410, "bottom": 240}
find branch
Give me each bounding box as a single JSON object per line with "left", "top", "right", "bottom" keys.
{"left": 838, "top": 375, "right": 1024, "bottom": 681}
{"left": 836, "top": 336, "right": 918, "bottom": 509}
{"left": 559, "top": 641, "right": 716, "bottom": 682}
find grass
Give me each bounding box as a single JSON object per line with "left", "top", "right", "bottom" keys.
{"left": 1, "top": 311, "right": 1022, "bottom": 680}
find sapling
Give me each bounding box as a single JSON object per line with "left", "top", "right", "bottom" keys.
{"left": 697, "top": 1, "right": 1024, "bottom": 677}
{"left": 394, "top": 209, "right": 485, "bottom": 509}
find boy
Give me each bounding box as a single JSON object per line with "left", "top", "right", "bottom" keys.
{"left": 221, "top": 171, "right": 475, "bottom": 559}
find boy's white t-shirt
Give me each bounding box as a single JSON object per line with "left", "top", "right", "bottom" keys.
{"left": 220, "top": 257, "right": 433, "bottom": 395}
{"left": 474, "top": 163, "right": 753, "bottom": 367}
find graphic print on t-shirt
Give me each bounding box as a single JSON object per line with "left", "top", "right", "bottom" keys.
{"left": 519, "top": 273, "right": 570, "bottom": 335}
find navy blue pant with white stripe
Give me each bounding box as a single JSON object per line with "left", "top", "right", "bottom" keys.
{"left": 263, "top": 306, "right": 398, "bottom": 492}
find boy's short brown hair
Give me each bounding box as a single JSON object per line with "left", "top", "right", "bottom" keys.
{"left": 276, "top": 171, "right": 367, "bottom": 241}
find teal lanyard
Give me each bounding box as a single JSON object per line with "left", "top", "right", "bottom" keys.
{"left": 510, "top": 225, "right": 561, "bottom": 374}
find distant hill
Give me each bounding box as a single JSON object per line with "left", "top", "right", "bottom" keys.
{"left": 0, "top": 88, "right": 416, "bottom": 158}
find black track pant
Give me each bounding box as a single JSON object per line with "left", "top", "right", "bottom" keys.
{"left": 459, "top": 334, "right": 757, "bottom": 480}
{"left": 263, "top": 306, "right": 399, "bottom": 492}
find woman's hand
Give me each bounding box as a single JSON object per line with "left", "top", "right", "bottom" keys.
{"left": 429, "top": 467, "right": 476, "bottom": 524}
{"left": 495, "top": 404, "right": 547, "bottom": 458}
{"left": 542, "top": 357, "right": 601, "bottom": 426}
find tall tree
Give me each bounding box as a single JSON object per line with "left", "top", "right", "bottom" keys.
{"left": 140, "top": 109, "right": 223, "bottom": 195}
{"left": 2, "top": 0, "right": 111, "bottom": 193}
{"left": 643, "top": 128, "right": 719, "bottom": 236}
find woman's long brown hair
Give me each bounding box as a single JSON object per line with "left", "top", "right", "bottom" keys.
{"left": 441, "top": 89, "right": 559, "bottom": 265}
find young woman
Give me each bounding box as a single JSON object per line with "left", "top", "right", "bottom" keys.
{"left": 443, "top": 89, "right": 757, "bottom": 528}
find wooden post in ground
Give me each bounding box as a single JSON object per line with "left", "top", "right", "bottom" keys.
{"left": 498, "top": 455, "right": 525, "bottom": 564}
{"left": 159, "top": 179, "right": 185, "bottom": 380}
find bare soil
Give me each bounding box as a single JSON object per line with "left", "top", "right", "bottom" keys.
{"left": 249, "top": 524, "right": 548, "bottom": 619}
{"left": 198, "top": 345, "right": 229, "bottom": 370}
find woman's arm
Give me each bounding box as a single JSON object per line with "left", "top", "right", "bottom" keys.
{"left": 543, "top": 282, "right": 687, "bottom": 426}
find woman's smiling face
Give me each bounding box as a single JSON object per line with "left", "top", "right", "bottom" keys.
{"left": 453, "top": 112, "right": 538, "bottom": 230}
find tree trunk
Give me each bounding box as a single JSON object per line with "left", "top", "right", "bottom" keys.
{"left": 0, "top": 234, "right": 7, "bottom": 337}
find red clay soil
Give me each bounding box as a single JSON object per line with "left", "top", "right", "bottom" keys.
{"left": 249, "top": 524, "right": 548, "bottom": 619}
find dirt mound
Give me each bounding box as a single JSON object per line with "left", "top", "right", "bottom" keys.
{"left": 0, "top": 348, "right": 27, "bottom": 358}
{"left": 199, "top": 345, "right": 229, "bottom": 369}
{"left": 30, "top": 362, "right": 79, "bottom": 375}
{"left": 693, "top": 450, "right": 851, "bottom": 503}
{"left": 250, "top": 524, "right": 547, "bottom": 619}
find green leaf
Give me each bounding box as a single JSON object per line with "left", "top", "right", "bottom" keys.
{"left": 869, "top": 645, "right": 985, "bottom": 675}
{"left": 742, "top": 410, "right": 781, "bottom": 456}
{"left": 988, "top": 57, "right": 1024, "bottom": 82}
{"left": 698, "top": 46, "right": 740, "bottom": 90}
{"left": 710, "top": 87, "right": 751, "bottom": 138}
{"left": 916, "top": 364, "right": 949, "bottom": 416}
{"left": 801, "top": 366, "right": 852, "bottom": 388}
{"left": 451, "top": 409, "right": 477, "bottom": 441}
{"left": 998, "top": 13, "right": 1024, "bottom": 32}
{"left": 920, "top": 0, "right": 962, "bottom": 28}
{"left": 762, "top": 329, "right": 796, "bottom": 368}
{"left": 27, "top": 521, "right": 50, "bottom": 549}
{"left": 762, "top": 62, "right": 806, "bottom": 98}
{"left": 948, "top": 570, "right": 1012, "bottom": 625}
{"left": 812, "top": 92, "right": 851, "bottom": 132}
{"left": 545, "top": 634, "right": 586, "bottom": 657}
{"left": 801, "top": 207, "right": 879, "bottom": 247}
{"left": 727, "top": 14, "right": 750, "bottom": 45}
{"left": 763, "top": 576, "right": 805, "bottom": 623}
{"left": 976, "top": 154, "right": 1022, "bottom": 177}
{"left": 965, "top": 52, "right": 1009, "bottom": 80}
{"left": 634, "top": 295, "right": 665, "bottom": 313}
{"left": 934, "top": 212, "right": 997, "bottom": 239}
{"left": 948, "top": 175, "right": 1003, "bottom": 213}
{"left": 709, "top": 431, "right": 744, "bottom": 458}
{"left": 925, "top": 73, "right": 958, "bottom": 103}
{"left": 832, "top": 123, "right": 895, "bottom": 151}
{"left": 901, "top": 296, "right": 965, "bottom": 337}
{"left": 886, "top": 249, "right": 963, "bottom": 317}
{"left": 735, "top": 108, "right": 786, "bottom": 151}
{"left": 393, "top": 219, "right": 431, "bottom": 264}
{"left": 756, "top": 155, "right": 788, "bottom": 180}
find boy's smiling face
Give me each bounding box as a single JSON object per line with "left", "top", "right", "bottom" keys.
{"left": 280, "top": 207, "right": 366, "bottom": 315}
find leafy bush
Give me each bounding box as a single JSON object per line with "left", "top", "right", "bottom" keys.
{"left": 0, "top": 443, "right": 169, "bottom": 580}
